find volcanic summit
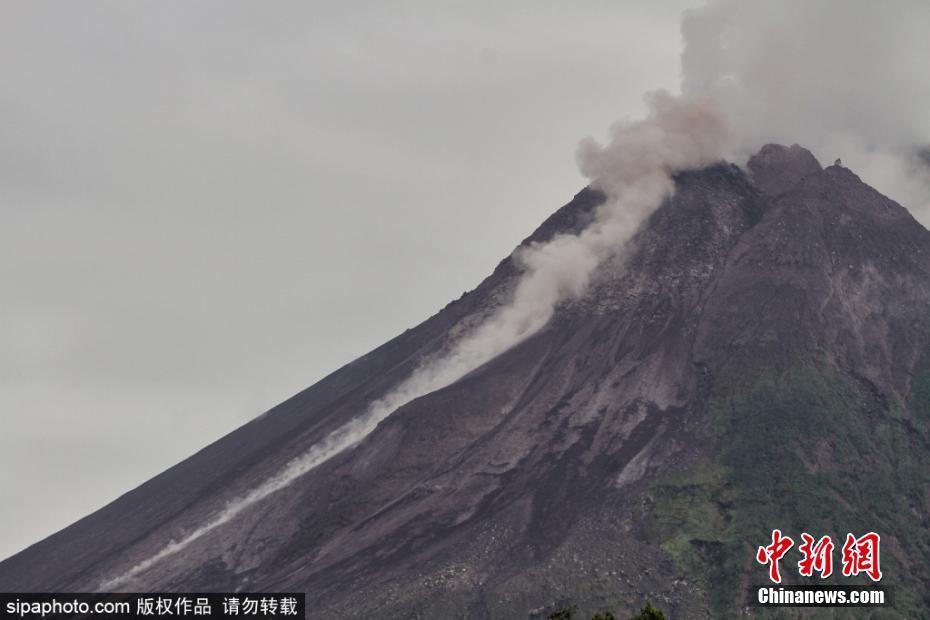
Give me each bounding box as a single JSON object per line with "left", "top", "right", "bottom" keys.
{"left": 2, "top": 144, "right": 929, "bottom": 619}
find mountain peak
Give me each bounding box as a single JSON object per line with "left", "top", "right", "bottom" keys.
{"left": 4, "top": 147, "right": 930, "bottom": 618}
{"left": 746, "top": 143, "right": 822, "bottom": 196}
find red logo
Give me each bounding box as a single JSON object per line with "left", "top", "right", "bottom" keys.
{"left": 841, "top": 532, "right": 882, "bottom": 582}
{"left": 797, "top": 533, "right": 834, "bottom": 578}
{"left": 756, "top": 529, "right": 794, "bottom": 584}
{"left": 757, "top": 530, "right": 882, "bottom": 583}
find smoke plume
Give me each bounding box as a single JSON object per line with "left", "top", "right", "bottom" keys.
{"left": 108, "top": 0, "right": 930, "bottom": 587}
{"left": 681, "top": 0, "right": 930, "bottom": 219}
{"left": 100, "top": 90, "right": 728, "bottom": 588}
{"left": 101, "top": 0, "right": 930, "bottom": 589}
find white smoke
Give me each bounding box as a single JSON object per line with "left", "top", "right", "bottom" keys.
{"left": 681, "top": 0, "right": 930, "bottom": 219}
{"left": 99, "top": 90, "right": 728, "bottom": 589}
{"left": 101, "top": 0, "right": 930, "bottom": 590}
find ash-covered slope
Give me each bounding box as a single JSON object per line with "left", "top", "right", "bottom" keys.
{"left": 3, "top": 145, "right": 930, "bottom": 619}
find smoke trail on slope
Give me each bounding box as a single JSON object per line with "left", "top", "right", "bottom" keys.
{"left": 100, "top": 90, "right": 728, "bottom": 589}
{"left": 101, "top": 1, "right": 930, "bottom": 590}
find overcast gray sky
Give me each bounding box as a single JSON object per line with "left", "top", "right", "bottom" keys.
{"left": 0, "top": 1, "right": 697, "bottom": 560}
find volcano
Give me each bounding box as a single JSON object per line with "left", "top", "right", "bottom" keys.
{"left": 2, "top": 144, "right": 929, "bottom": 619}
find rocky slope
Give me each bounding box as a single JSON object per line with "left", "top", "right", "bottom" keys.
{"left": 2, "top": 145, "right": 929, "bottom": 619}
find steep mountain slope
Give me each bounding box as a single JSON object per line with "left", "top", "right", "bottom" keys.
{"left": 2, "top": 145, "right": 929, "bottom": 619}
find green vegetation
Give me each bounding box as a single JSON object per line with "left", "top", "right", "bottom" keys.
{"left": 910, "top": 367, "right": 930, "bottom": 428}
{"left": 627, "top": 603, "right": 665, "bottom": 620}
{"left": 639, "top": 366, "right": 930, "bottom": 618}
{"left": 547, "top": 607, "right": 575, "bottom": 620}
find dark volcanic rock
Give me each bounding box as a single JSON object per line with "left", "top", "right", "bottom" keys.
{"left": 746, "top": 143, "right": 822, "bottom": 197}
{"left": 3, "top": 145, "right": 930, "bottom": 619}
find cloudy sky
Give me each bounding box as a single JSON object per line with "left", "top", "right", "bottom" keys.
{"left": 0, "top": 1, "right": 696, "bottom": 560}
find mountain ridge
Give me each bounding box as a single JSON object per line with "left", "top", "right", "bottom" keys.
{"left": 3, "top": 144, "right": 930, "bottom": 619}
